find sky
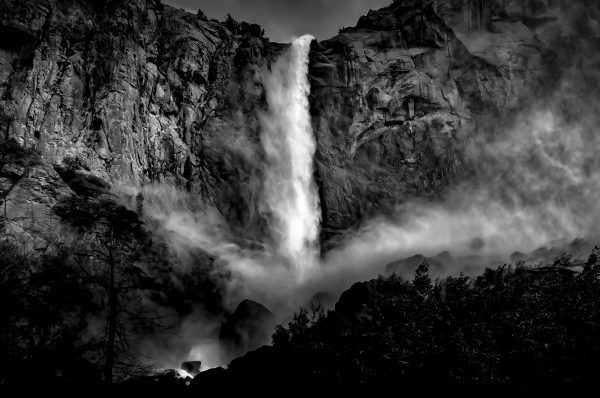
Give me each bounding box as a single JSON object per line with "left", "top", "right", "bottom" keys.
{"left": 163, "top": 0, "right": 392, "bottom": 42}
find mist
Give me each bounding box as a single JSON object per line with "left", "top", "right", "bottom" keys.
{"left": 130, "top": 3, "right": 600, "bottom": 371}
{"left": 143, "top": 79, "right": 600, "bottom": 310}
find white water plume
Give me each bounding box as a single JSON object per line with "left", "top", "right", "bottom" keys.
{"left": 259, "top": 34, "right": 320, "bottom": 274}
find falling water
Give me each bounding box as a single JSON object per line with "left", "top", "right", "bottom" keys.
{"left": 260, "top": 35, "right": 320, "bottom": 274}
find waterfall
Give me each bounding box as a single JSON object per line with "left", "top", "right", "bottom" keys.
{"left": 260, "top": 35, "right": 320, "bottom": 274}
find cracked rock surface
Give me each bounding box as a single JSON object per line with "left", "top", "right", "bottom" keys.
{"left": 0, "top": 0, "right": 591, "bottom": 244}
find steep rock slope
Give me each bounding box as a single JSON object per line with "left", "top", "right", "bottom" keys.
{"left": 0, "top": 0, "right": 277, "bottom": 243}
{"left": 308, "top": 0, "right": 551, "bottom": 239}
{"left": 1, "top": 0, "right": 596, "bottom": 245}
{"left": 0, "top": 0, "right": 268, "bottom": 186}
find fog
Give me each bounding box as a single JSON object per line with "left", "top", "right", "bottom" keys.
{"left": 131, "top": 2, "right": 600, "bottom": 370}
{"left": 143, "top": 77, "right": 600, "bottom": 315}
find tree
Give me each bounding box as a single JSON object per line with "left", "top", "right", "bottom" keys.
{"left": 0, "top": 238, "right": 102, "bottom": 386}
{"left": 582, "top": 246, "right": 600, "bottom": 279}
{"left": 225, "top": 13, "right": 238, "bottom": 34}
{"left": 55, "top": 195, "right": 166, "bottom": 382}
{"left": 224, "top": 13, "right": 265, "bottom": 38}
{"left": 413, "top": 260, "right": 432, "bottom": 296}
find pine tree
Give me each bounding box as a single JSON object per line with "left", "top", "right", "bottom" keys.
{"left": 413, "top": 260, "right": 433, "bottom": 296}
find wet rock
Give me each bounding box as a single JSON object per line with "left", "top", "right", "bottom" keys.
{"left": 123, "top": 368, "right": 192, "bottom": 389}
{"left": 190, "top": 346, "right": 281, "bottom": 391}
{"left": 181, "top": 360, "right": 202, "bottom": 376}
{"left": 189, "top": 366, "right": 228, "bottom": 389}
{"left": 219, "top": 299, "right": 276, "bottom": 362}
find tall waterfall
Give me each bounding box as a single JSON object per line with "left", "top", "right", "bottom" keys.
{"left": 260, "top": 35, "right": 320, "bottom": 273}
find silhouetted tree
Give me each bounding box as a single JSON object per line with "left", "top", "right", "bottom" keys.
{"left": 266, "top": 249, "right": 600, "bottom": 387}
{"left": 413, "top": 260, "right": 432, "bottom": 295}
{"left": 0, "top": 239, "right": 100, "bottom": 386}
{"left": 224, "top": 13, "right": 265, "bottom": 38}
{"left": 56, "top": 196, "right": 164, "bottom": 383}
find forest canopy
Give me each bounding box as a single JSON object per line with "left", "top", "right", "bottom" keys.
{"left": 208, "top": 249, "right": 600, "bottom": 389}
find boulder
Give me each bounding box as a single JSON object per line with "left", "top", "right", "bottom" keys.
{"left": 219, "top": 299, "right": 276, "bottom": 362}
{"left": 181, "top": 360, "right": 202, "bottom": 376}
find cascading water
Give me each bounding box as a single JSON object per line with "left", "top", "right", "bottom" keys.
{"left": 260, "top": 35, "right": 320, "bottom": 274}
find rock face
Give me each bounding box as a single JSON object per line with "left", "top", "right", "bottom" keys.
{"left": 0, "top": 0, "right": 597, "bottom": 244}
{"left": 0, "top": 0, "right": 278, "bottom": 244}
{"left": 307, "top": 0, "right": 552, "bottom": 239}
{"left": 0, "top": 0, "right": 265, "bottom": 187}
{"left": 219, "top": 299, "right": 276, "bottom": 363}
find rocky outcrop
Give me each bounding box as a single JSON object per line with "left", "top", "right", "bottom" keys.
{"left": 0, "top": 0, "right": 277, "bottom": 245}
{"left": 219, "top": 299, "right": 276, "bottom": 363}
{"left": 0, "top": 139, "right": 73, "bottom": 247}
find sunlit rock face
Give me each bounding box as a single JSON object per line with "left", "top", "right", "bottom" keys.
{"left": 306, "top": 0, "right": 556, "bottom": 241}
{"left": 0, "top": 0, "right": 280, "bottom": 243}
{"left": 0, "top": 0, "right": 595, "bottom": 245}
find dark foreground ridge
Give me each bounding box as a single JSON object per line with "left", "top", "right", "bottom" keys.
{"left": 186, "top": 249, "right": 600, "bottom": 391}
{"left": 5, "top": 244, "right": 600, "bottom": 391}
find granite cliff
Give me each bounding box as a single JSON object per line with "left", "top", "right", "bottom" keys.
{"left": 3, "top": 0, "right": 595, "bottom": 246}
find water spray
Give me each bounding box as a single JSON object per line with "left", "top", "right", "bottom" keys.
{"left": 260, "top": 35, "right": 321, "bottom": 276}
